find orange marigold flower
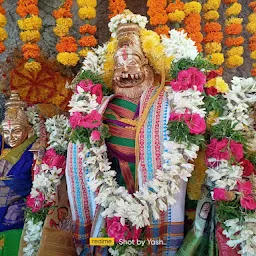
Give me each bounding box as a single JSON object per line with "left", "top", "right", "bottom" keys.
{"left": 78, "top": 35, "right": 98, "bottom": 47}
{"left": 0, "top": 6, "right": 6, "bottom": 15}
{"left": 0, "top": 0, "right": 3, "bottom": 3}
{"left": 204, "top": 22, "right": 222, "bottom": 33}
{"left": 249, "top": 42, "right": 256, "bottom": 51}
{"left": 16, "top": 4, "right": 39, "bottom": 18}
{"left": 0, "top": 41, "right": 5, "bottom": 54}
{"left": 150, "top": 12, "right": 168, "bottom": 26}
{"left": 64, "top": 0, "right": 73, "bottom": 9}
{"left": 188, "top": 32, "right": 204, "bottom": 43}
{"left": 154, "top": 25, "right": 170, "bottom": 36}
{"left": 184, "top": 13, "right": 201, "bottom": 25}
{"left": 215, "top": 67, "right": 224, "bottom": 76}
{"left": 195, "top": 42, "right": 203, "bottom": 52}
{"left": 223, "top": 0, "right": 238, "bottom": 3}
{"left": 56, "top": 36, "right": 78, "bottom": 52}
{"left": 185, "top": 24, "right": 201, "bottom": 33}
{"left": 22, "top": 43, "right": 40, "bottom": 59}
{"left": 250, "top": 35, "right": 256, "bottom": 44}
{"left": 17, "top": 0, "right": 38, "bottom": 4}
{"left": 225, "top": 36, "right": 244, "bottom": 47}
{"left": 249, "top": 2, "right": 256, "bottom": 9}
{"left": 251, "top": 67, "right": 256, "bottom": 77}
{"left": 53, "top": 8, "right": 72, "bottom": 19}
{"left": 108, "top": 0, "right": 126, "bottom": 19}
{"left": 79, "top": 24, "right": 97, "bottom": 35}
{"left": 166, "top": 1, "right": 184, "bottom": 12}
{"left": 203, "top": 32, "right": 223, "bottom": 43}
{"left": 225, "top": 24, "right": 242, "bottom": 35}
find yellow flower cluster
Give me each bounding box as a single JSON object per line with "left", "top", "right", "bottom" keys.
{"left": 140, "top": 28, "right": 173, "bottom": 77}
{"left": 225, "top": 17, "right": 243, "bottom": 25}
{"left": 79, "top": 48, "right": 90, "bottom": 57}
{"left": 17, "top": 16, "right": 42, "bottom": 31}
{"left": 251, "top": 51, "right": 256, "bottom": 60}
{"left": 225, "top": 3, "right": 242, "bottom": 17}
{"left": 54, "top": 18, "right": 73, "bottom": 37}
{"left": 20, "top": 30, "right": 40, "bottom": 42}
{"left": 0, "top": 5, "right": 7, "bottom": 53}
{"left": 184, "top": 2, "right": 202, "bottom": 15}
{"left": 77, "top": 0, "right": 97, "bottom": 8}
{"left": 57, "top": 52, "right": 80, "bottom": 66}
{"left": 204, "top": 42, "right": 222, "bottom": 55}
{"left": 226, "top": 55, "right": 244, "bottom": 68}
{"left": 247, "top": 13, "right": 256, "bottom": 34}
{"left": 207, "top": 53, "right": 224, "bottom": 66}
{"left": 103, "top": 38, "right": 118, "bottom": 88}
{"left": 78, "top": 7, "right": 96, "bottom": 20}
{"left": 226, "top": 46, "right": 244, "bottom": 57}
{"left": 205, "top": 77, "right": 229, "bottom": 93}
{"left": 168, "top": 10, "right": 185, "bottom": 23}
{"left": 24, "top": 61, "right": 42, "bottom": 72}
{"left": 203, "top": 10, "right": 219, "bottom": 21}
{"left": 202, "top": 0, "right": 221, "bottom": 12}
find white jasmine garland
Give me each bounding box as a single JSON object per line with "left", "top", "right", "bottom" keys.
{"left": 161, "top": 29, "right": 198, "bottom": 62}
{"left": 26, "top": 106, "right": 40, "bottom": 136}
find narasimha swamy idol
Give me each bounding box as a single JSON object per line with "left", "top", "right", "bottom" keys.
{"left": 65, "top": 10, "right": 208, "bottom": 256}
{"left": 0, "top": 91, "right": 36, "bottom": 255}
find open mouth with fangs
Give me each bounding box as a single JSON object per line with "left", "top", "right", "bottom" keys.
{"left": 113, "top": 72, "right": 144, "bottom": 88}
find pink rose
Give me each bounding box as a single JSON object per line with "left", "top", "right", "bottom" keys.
{"left": 91, "top": 84, "right": 103, "bottom": 104}
{"left": 170, "top": 67, "right": 206, "bottom": 92}
{"left": 43, "top": 148, "right": 66, "bottom": 171}
{"left": 237, "top": 181, "right": 256, "bottom": 210}
{"left": 230, "top": 140, "right": 244, "bottom": 162}
{"left": 70, "top": 112, "right": 83, "bottom": 129}
{"left": 184, "top": 113, "right": 206, "bottom": 135}
{"left": 26, "top": 192, "right": 45, "bottom": 212}
{"left": 240, "top": 159, "right": 254, "bottom": 177}
{"left": 80, "top": 110, "right": 102, "bottom": 129}
{"left": 206, "top": 138, "right": 230, "bottom": 163}
{"left": 107, "top": 217, "right": 131, "bottom": 243}
{"left": 132, "top": 227, "right": 142, "bottom": 242}
{"left": 213, "top": 188, "right": 235, "bottom": 201}
{"left": 90, "top": 130, "right": 101, "bottom": 141}
{"left": 76, "top": 80, "right": 94, "bottom": 93}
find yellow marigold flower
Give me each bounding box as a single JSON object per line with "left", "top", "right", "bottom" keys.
{"left": 207, "top": 110, "right": 219, "bottom": 128}
{"left": 78, "top": 6, "right": 96, "bottom": 20}
{"left": 17, "top": 16, "right": 42, "bottom": 31}
{"left": 165, "top": 56, "right": 173, "bottom": 73}
{"left": 56, "top": 18, "right": 73, "bottom": 28}
{"left": 78, "top": 48, "right": 90, "bottom": 57}
{"left": 0, "top": 27, "right": 7, "bottom": 41}
{"left": 106, "top": 39, "right": 117, "bottom": 55}
{"left": 225, "top": 3, "right": 242, "bottom": 17}
{"left": 205, "top": 78, "right": 216, "bottom": 88}
{"left": 203, "top": 10, "right": 219, "bottom": 21}
{"left": 253, "top": 63, "right": 256, "bottom": 68}
{"left": 246, "top": 23, "right": 256, "bottom": 34}
{"left": 225, "top": 17, "right": 243, "bottom": 25}
{"left": 0, "top": 13, "right": 7, "bottom": 27}
{"left": 249, "top": 13, "right": 256, "bottom": 23}
{"left": 53, "top": 26, "right": 70, "bottom": 37}
{"left": 168, "top": 10, "right": 185, "bottom": 23}
{"left": 24, "top": 61, "right": 41, "bottom": 72}
{"left": 250, "top": 51, "right": 256, "bottom": 60}
{"left": 77, "top": 0, "right": 97, "bottom": 8}
{"left": 207, "top": 53, "right": 224, "bottom": 66}
{"left": 225, "top": 55, "right": 243, "bottom": 68}
{"left": 226, "top": 46, "right": 244, "bottom": 57}
{"left": 215, "top": 77, "right": 229, "bottom": 93}
{"left": 20, "top": 30, "right": 40, "bottom": 42}
{"left": 203, "top": 0, "right": 221, "bottom": 12}
{"left": 204, "top": 42, "right": 222, "bottom": 55}
{"left": 57, "top": 52, "right": 79, "bottom": 66}
{"left": 184, "top": 2, "right": 202, "bottom": 15}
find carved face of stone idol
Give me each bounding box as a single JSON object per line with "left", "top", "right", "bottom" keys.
{"left": 2, "top": 121, "right": 29, "bottom": 148}
{"left": 112, "top": 46, "right": 154, "bottom": 100}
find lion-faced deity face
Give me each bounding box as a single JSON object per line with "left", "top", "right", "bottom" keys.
{"left": 112, "top": 47, "right": 154, "bottom": 100}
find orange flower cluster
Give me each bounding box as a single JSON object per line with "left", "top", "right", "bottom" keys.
{"left": 0, "top": 0, "right": 7, "bottom": 54}
{"left": 53, "top": 0, "right": 79, "bottom": 66}
{"left": 166, "top": 0, "right": 185, "bottom": 27}
{"left": 108, "top": 0, "right": 126, "bottom": 19}
{"left": 53, "top": 0, "right": 72, "bottom": 18}
{"left": 184, "top": 3, "right": 203, "bottom": 52}
{"left": 248, "top": 1, "right": 256, "bottom": 76}
{"left": 147, "top": 0, "right": 169, "bottom": 35}
{"left": 16, "top": 0, "right": 39, "bottom": 18}
{"left": 77, "top": 0, "right": 98, "bottom": 57}
{"left": 16, "top": 0, "right": 42, "bottom": 72}
{"left": 224, "top": 0, "right": 244, "bottom": 68}
{"left": 154, "top": 25, "right": 170, "bottom": 36}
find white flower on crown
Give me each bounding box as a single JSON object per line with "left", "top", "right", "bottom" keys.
{"left": 162, "top": 29, "right": 198, "bottom": 62}
{"left": 108, "top": 10, "right": 148, "bottom": 38}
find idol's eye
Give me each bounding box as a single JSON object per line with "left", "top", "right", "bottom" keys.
{"left": 128, "top": 61, "right": 136, "bottom": 65}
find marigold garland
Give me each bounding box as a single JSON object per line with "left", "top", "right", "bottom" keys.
{"left": 108, "top": 0, "right": 126, "bottom": 19}
{"left": 248, "top": 1, "right": 256, "bottom": 77}
{"left": 224, "top": 0, "right": 244, "bottom": 68}
{"left": 147, "top": 0, "right": 169, "bottom": 36}
{"left": 0, "top": 0, "right": 6, "bottom": 54}
{"left": 16, "top": 0, "right": 42, "bottom": 72}
{"left": 166, "top": 0, "right": 185, "bottom": 28}
{"left": 77, "top": 0, "right": 98, "bottom": 57}
{"left": 53, "top": 0, "right": 79, "bottom": 66}
{"left": 183, "top": 1, "right": 203, "bottom": 52}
